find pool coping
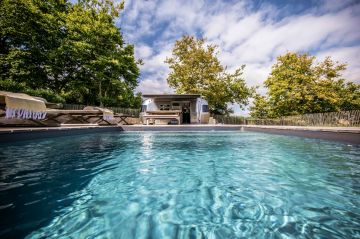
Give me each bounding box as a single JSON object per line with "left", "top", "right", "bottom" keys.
{"left": 241, "top": 125, "right": 360, "bottom": 145}
{"left": 120, "top": 124, "right": 244, "bottom": 131}
{"left": 0, "top": 125, "right": 122, "bottom": 143}
{"left": 0, "top": 124, "right": 359, "bottom": 144}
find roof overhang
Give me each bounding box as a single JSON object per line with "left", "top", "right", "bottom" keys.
{"left": 142, "top": 94, "right": 201, "bottom": 100}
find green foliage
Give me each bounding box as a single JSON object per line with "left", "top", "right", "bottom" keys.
{"left": 250, "top": 52, "right": 360, "bottom": 118}
{"left": 0, "top": 0, "right": 140, "bottom": 108}
{"left": 0, "top": 0, "right": 67, "bottom": 90}
{"left": 165, "top": 36, "right": 253, "bottom": 115}
{"left": 249, "top": 94, "right": 269, "bottom": 119}
{"left": 0, "top": 78, "right": 65, "bottom": 103}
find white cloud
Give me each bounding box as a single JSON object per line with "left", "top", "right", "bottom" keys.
{"left": 135, "top": 47, "right": 174, "bottom": 94}
{"left": 221, "top": 13, "right": 264, "bottom": 49}
{"left": 316, "top": 46, "right": 360, "bottom": 83}
{"left": 136, "top": 78, "right": 173, "bottom": 94}
{"left": 227, "top": 10, "right": 359, "bottom": 63}
{"left": 318, "top": 0, "right": 356, "bottom": 12}
{"left": 243, "top": 64, "right": 271, "bottom": 88}
{"left": 135, "top": 44, "right": 153, "bottom": 59}
{"left": 139, "top": 48, "right": 171, "bottom": 74}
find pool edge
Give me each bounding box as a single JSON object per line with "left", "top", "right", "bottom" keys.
{"left": 242, "top": 126, "right": 360, "bottom": 145}
{"left": 0, "top": 125, "right": 359, "bottom": 145}
{"left": 0, "top": 126, "right": 123, "bottom": 143}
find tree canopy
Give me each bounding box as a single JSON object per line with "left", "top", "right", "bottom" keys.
{"left": 165, "top": 36, "right": 253, "bottom": 115}
{"left": 0, "top": 0, "right": 141, "bottom": 108}
{"left": 250, "top": 52, "right": 360, "bottom": 118}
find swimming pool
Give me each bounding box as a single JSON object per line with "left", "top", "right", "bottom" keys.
{"left": 0, "top": 132, "right": 359, "bottom": 238}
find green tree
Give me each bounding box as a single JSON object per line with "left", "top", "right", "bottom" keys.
{"left": 0, "top": 0, "right": 69, "bottom": 102}
{"left": 0, "top": 0, "right": 141, "bottom": 107}
{"left": 250, "top": 52, "right": 360, "bottom": 118}
{"left": 60, "top": 0, "right": 139, "bottom": 106}
{"left": 165, "top": 36, "right": 253, "bottom": 115}
{"left": 249, "top": 94, "right": 269, "bottom": 118}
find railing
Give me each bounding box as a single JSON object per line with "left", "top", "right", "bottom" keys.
{"left": 213, "top": 110, "right": 360, "bottom": 127}
{"left": 62, "top": 104, "right": 140, "bottom": 117}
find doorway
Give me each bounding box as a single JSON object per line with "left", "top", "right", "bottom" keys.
{"left": 182, "top": 103, "right": 190, "bottom": 124}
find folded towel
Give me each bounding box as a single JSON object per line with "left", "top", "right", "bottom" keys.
{"left": 83, "top": 106, "right": 114, "bottom": 120}
{"left": 102, "top": 108, "right": 114, "bottom": 120}
{"left": 0, "top": 91, "right": 47, "bottom": 120}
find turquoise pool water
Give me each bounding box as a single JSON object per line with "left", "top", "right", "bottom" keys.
{"left": 0, "top": 132, "right": 359, "bottom": 238}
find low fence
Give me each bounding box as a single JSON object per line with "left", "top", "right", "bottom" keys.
{"left": 62, "top": 104, "right": 140, "bottom": 117}
{"left": 214, "top": 110, "right": 360, "bottom": 127}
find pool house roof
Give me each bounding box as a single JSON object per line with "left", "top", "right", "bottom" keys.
{"left": 142, "top": 94, "right": 201, "bottom": 100}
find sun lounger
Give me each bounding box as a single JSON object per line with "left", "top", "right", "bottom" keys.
{"left": 0, "top": 91, "right": 135, "bottom": 127}
{"left": 0, "top": 91, "right": 47, "bottom": 120}
{"left": 1, "top": 109, "right": 133, "bottom": 127}
{"left": 43, "top": 109, "right": 110, "bottom": 125}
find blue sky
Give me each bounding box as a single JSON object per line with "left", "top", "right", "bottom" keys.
{"left": 118, "top": 0, "right": 360, "bottom": 115}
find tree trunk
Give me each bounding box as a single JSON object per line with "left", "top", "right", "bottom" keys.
{"left": 99, "top": 80, "right": 103, "bottom": 107}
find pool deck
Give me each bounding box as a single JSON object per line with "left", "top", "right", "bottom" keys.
{"left": 241, "top": 125, "right": 360, "bottom": 144}
{"left": 0, "top": 124, "right": 359, "bottom": 144}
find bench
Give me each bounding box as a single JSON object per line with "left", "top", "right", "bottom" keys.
{"left": 142, "top": 114, "right": 180, "bottom": 125}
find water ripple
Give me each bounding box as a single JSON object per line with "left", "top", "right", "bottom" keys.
{"left": 0, "top": 132, "right": 359, "bottom": 238}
